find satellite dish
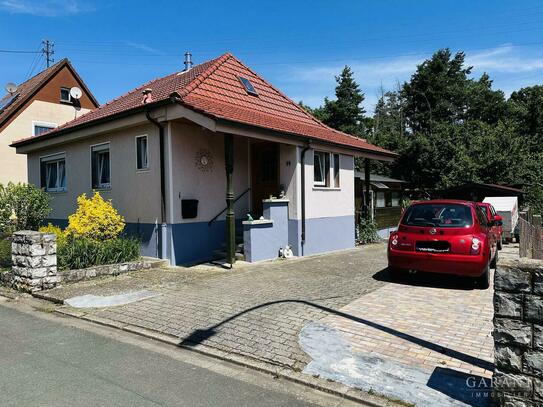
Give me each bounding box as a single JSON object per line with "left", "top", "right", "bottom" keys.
{"left": 69, "top": 87, "right": 82, "bottom": 100}
{"left": 5, "top": 82, "right": 17, "bottom": 94}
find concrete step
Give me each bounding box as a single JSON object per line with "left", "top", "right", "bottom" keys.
{"left": 141, "top": 257, "right": 170, "bottom": 268}
{"left": 212, "top": 250, "right": 245, "bottom": 262}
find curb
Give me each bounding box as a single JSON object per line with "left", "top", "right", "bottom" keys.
{"left": 54, "top": 308, "right": 397, "bottom": 407}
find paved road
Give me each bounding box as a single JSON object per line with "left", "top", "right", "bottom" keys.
{"left": 0, "top": 302, "right": 352, "bottom": 407}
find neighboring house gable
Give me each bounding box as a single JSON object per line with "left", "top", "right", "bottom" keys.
{"left": 0, "top": 59, "right": 98, "bottom": 184}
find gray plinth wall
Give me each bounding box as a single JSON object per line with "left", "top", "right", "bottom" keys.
{"left": 493, "top": 258, "right": 543, "bottom": 406}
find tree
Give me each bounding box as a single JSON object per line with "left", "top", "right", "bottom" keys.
{"left": 507, "top": 85, "right": 543, "bottom": 148}
{"left": 320, "top": 66, "right": 366, "bottom": 136}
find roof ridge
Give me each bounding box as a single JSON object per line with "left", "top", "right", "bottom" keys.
{"left": 178, "top": 53, "right": 232, "bottom": 98}
{"left": 16, "top": 58, "right": 67, "bottom": 89}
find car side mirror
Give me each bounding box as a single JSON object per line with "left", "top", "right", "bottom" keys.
{"left": 493, "top": 215, "right": 503, "bottom": 226}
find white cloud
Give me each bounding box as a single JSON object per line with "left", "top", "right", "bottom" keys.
{"left": 0, "top": 0, "right": 89, "bottom": 16}
{"left": 125, "top": 42, "right": 164, "bottom": 56}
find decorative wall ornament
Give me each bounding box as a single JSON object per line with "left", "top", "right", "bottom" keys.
{"left": 195, "top": 148, "right": 214, "bottom": 172}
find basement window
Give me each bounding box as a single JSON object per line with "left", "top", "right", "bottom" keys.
{"left": 238, "top": 76, "right": 258, "bottom": 96}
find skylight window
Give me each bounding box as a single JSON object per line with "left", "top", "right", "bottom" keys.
{"left": 238, "top": 76, "right": 258, "bottom": 96}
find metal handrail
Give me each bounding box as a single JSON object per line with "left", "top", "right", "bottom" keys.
{"left": 208, "top": 188, "right": 251, "bottom": 226}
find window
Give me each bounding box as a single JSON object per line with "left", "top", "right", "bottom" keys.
{"left": 313, "top": 151, "right": 330, "bottom": 187}
{"left": 136, "top": 135, "right": 148, "bottom": 170}
{"left": 391, "top": 191, "right": 401, "bottom": 207}
{"left": 238, "top": 76, "right": 258, "bottom": 96}
{"left": 60, "top": 87, "right": 71, "bottom": 103}
{"left": 40, "top": 154, "right": 66, "bottom": 192}
{"left": 91, "top": 143, "right": 111, "bottom": 189}
{"left": 33, "top": 121, "right": 56, "bottom": 137}
{"left": 402, "top": 203, "right": 473, "bottom": 228}
{"left": 333, "top": 153, "right": 340, "bottom": 188}
{"left": 376, "top": 191, "right": 386, "bottom": 208}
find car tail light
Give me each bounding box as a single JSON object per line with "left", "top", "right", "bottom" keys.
{"left": 390, "top": 234, "right": 399, "bottom": 247}
{"left": 471, "top": 237, "right": 481, "bottom": 255}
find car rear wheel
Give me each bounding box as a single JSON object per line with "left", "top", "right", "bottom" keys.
{"left": 475, "top": 263, "right": 490, "bottom": 289}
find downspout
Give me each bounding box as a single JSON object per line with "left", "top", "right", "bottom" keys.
{"left": 300, "top": 141, "right": 311, "bottom": 256}
{"left": 145, "top": 110, "right": 168, "bottom": 262}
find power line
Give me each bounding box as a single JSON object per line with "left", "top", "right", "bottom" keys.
{"left": 0, "top": 49, "right": 41, "bottom": 54}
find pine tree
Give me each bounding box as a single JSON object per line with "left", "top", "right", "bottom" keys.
{"left": 322, "top": 66, "right": 366, "bottom": 136}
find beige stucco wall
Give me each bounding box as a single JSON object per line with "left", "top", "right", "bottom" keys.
{"left": 0, "top": 100, "right": 90, "bottom": 185}
{"left": 304, "top": 149, "right": 354, "bottom": 220}
{"left": 27, "top": 123, "right": 161, "bottom": 224}
{"left": 168, "top": 122, "right": 249, "bottom": 224}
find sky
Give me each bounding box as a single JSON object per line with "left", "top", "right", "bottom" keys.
{"left": 1, "top": 0, "right": 543, "bottom": 113}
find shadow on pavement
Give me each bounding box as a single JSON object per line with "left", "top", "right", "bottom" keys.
{"left": 178, "top": 299, "right": 494, "bottom": 371}
{"left": 427, "top": 366, "right": 492, "bottom": 406}
{"left": 373, "top": 267, "right": 486, "bottom": 291}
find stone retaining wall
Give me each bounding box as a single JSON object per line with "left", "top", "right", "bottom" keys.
{"left": 493, "top": 257, "right": 543, "bottom": 406}
{"left": 2, "top": 231, "right": 165, "bottom": 293}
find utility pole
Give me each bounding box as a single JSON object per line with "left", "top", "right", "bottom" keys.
{"left": 41, "top": 39, "right": 54, "bottom": 68}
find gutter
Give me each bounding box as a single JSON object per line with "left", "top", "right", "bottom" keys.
{"left": 145, "top": 110, "right": 168, "bottom": 261}
{"left": 300, "top": 142, "right": 311, "bottom": 256}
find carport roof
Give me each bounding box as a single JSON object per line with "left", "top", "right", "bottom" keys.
{"left": 12, "top": 53, "right": 397, "bottom": 159}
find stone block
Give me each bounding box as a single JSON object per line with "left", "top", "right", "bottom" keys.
{"left": 86, "top": 268, "right": 97, "bottom": 278}
{"left": 41, "top": 233, "right": 56, "bottom": 243}
{"left": 524, "top": 351, "right": 543, "bottom": 377}
{"left": 494, "top": 318, "right": 533, "bottom": 347}
{"left": 41, "top": 255, "right": 57, "bottom": 268}
{"left": 494, "top": 371, "right": 533, "bottom": 395}
{"left": 496, "top": 345, "right": 523, "bottom": 372}
{"left": 495, "top": 292, "right": 524, "bottom": 318}
{"left": 535, "top": 271, "right": 543, "bottom": 295}
{"left": 535, "top": 378, "right": 543, "bottom": 400}
{"left": 526, "top": 295, "right": 543, "bottom": 324}
{"left": 503, "top": 395, "right": 539, "bottom": 407}
{"left": 495, "top": 266, "right": 532, "bottom": 292}
{"left": 119, "top": 264, "right": 128, "bottom": 272}
{"left": 535, "top": 325, "right": 543, "bottom": 351}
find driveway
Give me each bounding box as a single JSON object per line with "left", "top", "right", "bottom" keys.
{"left": 40, "top": 243, "right": 497, "bottom": 405}
{"left": 43, "top": 244, "right": 388, "bottom": 370}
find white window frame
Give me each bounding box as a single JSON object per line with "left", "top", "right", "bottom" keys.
{"left": 90, "top": 142, "right": 111, "bottom": 190}
{"left": 376, "top": 191, "right": 386, "bottom": 208}
{"left": 313, "top": 151, "right": 341, "bottom": 189}
{"left": 135, "top": 135, "right": 149, "bottom": 171}
{"left": 32, "top": 120, "right": 57, "bottom": 137}
{"left": 60, "top": 87, "right": 71, "bottom": 103}
{"left": 40, "top": 152, "right": 66, "bottom": 193}
{"left": 313, "top": 151, "right": 328, "bottom": 187}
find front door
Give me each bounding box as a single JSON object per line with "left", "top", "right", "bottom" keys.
{"left": 250, "top": 141, "right": 279, "bottom": 217}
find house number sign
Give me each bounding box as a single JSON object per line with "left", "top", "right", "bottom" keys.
{"left": 195, "top": 149, "right": 214, "bottom": 172}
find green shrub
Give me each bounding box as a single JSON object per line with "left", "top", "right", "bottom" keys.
{"left": 0, "top": 183, "right": 51, "bottom": 235}
{"left": 357, "top": 218, "right": 380, "bottom": 244}
{"left": 57, "top": 236, "right": 140, "bottom": 271}
{"left": 0, "top": 237, "right": 11, "bottom": 270}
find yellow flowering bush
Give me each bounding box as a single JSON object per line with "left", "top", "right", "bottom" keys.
{"left": 38, "top": 223, "right": 67, "bottom": 247}
{"left": 66, "top": 192, "right": 125, "bottom": 240}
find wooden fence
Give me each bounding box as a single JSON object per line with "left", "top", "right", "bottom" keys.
{"left": 519, "top": 209, "right": 543, "bottom": 259}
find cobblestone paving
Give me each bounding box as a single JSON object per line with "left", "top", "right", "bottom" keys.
{"left": 320, "top": 267, "right": 496, "bottom": 378}
{"left": 57, "top": 245, "right": 388, "bottom": 369}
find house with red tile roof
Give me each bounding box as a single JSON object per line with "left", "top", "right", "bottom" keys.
{"left": 12, "top": 53, "right": 396, "bottom": 265}
{"left": 0, "top": 58, "right": 98, "bottom": 184}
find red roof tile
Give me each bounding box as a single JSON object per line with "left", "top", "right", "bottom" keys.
{"left": 13, "top": 53, "right": 396, "bottom": 157}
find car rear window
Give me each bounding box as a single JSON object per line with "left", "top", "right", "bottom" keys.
{"left": 402, "top": 203, "right": 473, "bottom": 228}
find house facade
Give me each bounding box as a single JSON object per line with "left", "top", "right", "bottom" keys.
{"left": 0, "top": 59, "right": 98, "bottom": 185}
{"left": 12, "top": 53, "right": 395, "bottom": 265}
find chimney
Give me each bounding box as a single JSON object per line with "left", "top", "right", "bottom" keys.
{"left": 184, "top": 52, "right": 193, "bottom": 71}
{"left": 142, "top": 88, "right": 153, "bottom": 104}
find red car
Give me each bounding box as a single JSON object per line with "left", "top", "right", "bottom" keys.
{"left": 388, "top": 200, "right": 498, "bottom": 288}
{"left": 477, "top": 202, "right": 503, "bottom": 250}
